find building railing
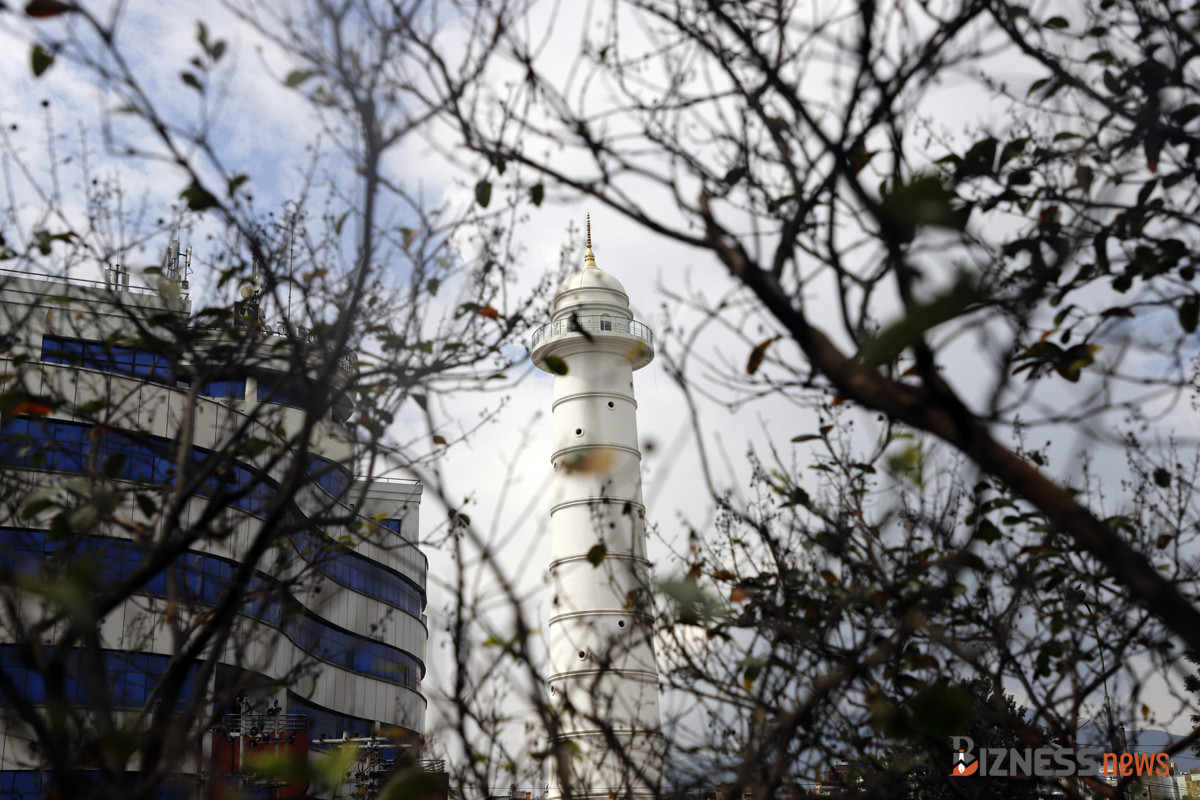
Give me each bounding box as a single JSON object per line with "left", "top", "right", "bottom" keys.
{"left": 0, "top": 266, "right": 166, "bottom": 298}
{"left": 364, "top": 475, "right": 422, "bottom": 486}
{"left": 223, "top": 712, "right": 308, "bottom": 735}
{"left": 531, "top": 316, "right": 654, "bottom": 348}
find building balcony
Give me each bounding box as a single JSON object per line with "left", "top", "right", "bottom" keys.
{"left": 531, "top": 315, "right": 654, "bottom": 371}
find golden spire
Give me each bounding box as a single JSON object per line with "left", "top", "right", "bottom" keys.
{"left": 584, "top": 213, "right": 597, "bottom": 268}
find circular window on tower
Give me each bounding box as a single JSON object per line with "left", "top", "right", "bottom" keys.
{"left": 578, "top": 650, "right": 588, "bottom": 661}
{"left": 607, "top": 401, "right": 615, "bottom": 408}
{"left": 617, "top": 619, "right": 626, "bottom": 629}
{"left": 575, "top": 427, "right": 584, "bottom": 436}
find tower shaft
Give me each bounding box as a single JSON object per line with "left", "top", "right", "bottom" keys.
{"left": 532, "top": 223, "right": 662, "bottom": 799}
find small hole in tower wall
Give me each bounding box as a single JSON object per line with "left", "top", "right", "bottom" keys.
{"left": 607, "top": 401, "right": 615, "bottom": 408}
{"left": 617, "top": 620, "right": 626, "bottom": 628}
{"left": 578, "top": 650, "right": 587, "bottom": 660}
{"left": 575, "top": 428, "right": 583, "bottom": 436}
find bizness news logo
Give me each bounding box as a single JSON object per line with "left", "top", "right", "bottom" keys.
{"left": 949, "top": 737, "right": 1171, "bottom": 778}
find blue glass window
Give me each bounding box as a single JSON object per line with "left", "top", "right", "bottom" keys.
{"left": 42, "top": 336, "right": 175, "bottom": 384}
{"left": 306, "top": 457, "right": 351, "bottom": 504}
{"left": 0, "top": 646, "right": 194, "bottom": 710}
{"left": 257, "top": 378, "right": 311, "bottom": 410}
{"left": 287, "top": 693, "right": 388, "bottom": 741}
{"left": 198, "top": 379, "right": 245, "bottom": 400}
{"left": 0, "top": 417, "right": 88, "bottom": 472}
{"left": 0, "top": 769, "right": 189, "bottom": 800}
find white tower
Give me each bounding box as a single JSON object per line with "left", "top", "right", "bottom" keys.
{"left": 532, "top": 218, "right": 662, "bottom": 799}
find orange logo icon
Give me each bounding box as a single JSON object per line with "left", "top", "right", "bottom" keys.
{"left": 951, "top": 749, "right": 978, "bottom": 777}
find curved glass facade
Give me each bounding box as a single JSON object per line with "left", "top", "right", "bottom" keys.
{"left": 0, "top": 419, "right": 424, "bottom": 617}
{"left": 0, "top": 529, "right": 423, "bottom": 689}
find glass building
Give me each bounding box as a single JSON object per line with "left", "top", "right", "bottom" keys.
{"left": 0, "top": 264, "right": 428, "bottom": 799}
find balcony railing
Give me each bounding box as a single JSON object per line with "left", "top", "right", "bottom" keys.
{"left": 531, "top": 316, "right": 653, "bottom": 348}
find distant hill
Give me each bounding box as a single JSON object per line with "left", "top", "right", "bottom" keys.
{"left": 1077, "top": 720, "right": 1200, "bottom": 773}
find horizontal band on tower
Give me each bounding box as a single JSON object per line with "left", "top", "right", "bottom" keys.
{"left": 547, "top": 668, "right": 661, "bottom": 684}
{"left": 551, "top": 390, "right": 637, "bottom": 412}
{"left": 549, "top": 553, "right": 652, "bottom": 571}
{"left": 551, "top": 442, "right": 642, "bottom": 462}
{"left": 550, "top": 496, "right": 645, "bottom": 515}
{"left": 548, "top": 729, "right": 664, "bottom": 741}
{"left": 548, "top": 609, "right": 653, "bottom": 624}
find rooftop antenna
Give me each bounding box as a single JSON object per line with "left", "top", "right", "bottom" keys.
{"left": 287, "top": 217, "right": 295, "bottom": 329}
{"left": 236, "top": 261, "right": 265, "bottom": 330}
{"left": 163, "top": 239, "right": 191, "bottom": 292}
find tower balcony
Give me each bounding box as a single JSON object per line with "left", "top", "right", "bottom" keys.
{"left": 531, "top": 315, "right": 655, "bottom": 371}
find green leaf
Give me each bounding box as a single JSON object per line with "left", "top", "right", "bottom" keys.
{"left": 958, "top": 137, "right": 998, "bottom": 178}
{"left": 426, "top": 277, "right": 439, "bottom": 297}
{"left": 790, "top": 434, "right": 822, "bottom": 443}
{"left": 180, "top": 71, "right": 203, "bottom": 92}
{"left": 226, "top": 174, "right": 249, "bottom": 196}
{"left": 1153, "top": 468, "right": 1171, "bottom": 488}
{"left": 210, "top": 40, "right": 226, "bottom": 62}
{"left": 530, "top": 183, "right": 545, "bottom": 207}
{"left": 285, "top": 69, "right": 315, "bottom": 88}
{"left": 30, "top": 44, "right": 53, "bottom": 77}
{"left": 1179, "top": 294, "right": 1199, "bottom": 333}
{"left": 474, "top": 179, "right": 492, "bottom": 208}
{"left": 31, "top": 229, "right": 74, "bottom": 255}
{"left": 999, "top": 137, "right": 1029, "bottom": 164}
{"left": 658, "top": 577, "right": 724, "bottom": 626}
{"left": 859, "top": 276, "right": 984, "bottom": 366}
{"left": 586, "top": 543, "right": 607, "bottom": 567}
{"left": 887, "top": 443, "right": 924, "bottom": 487}
{"left": 543, "top": 355, "right": 569, "bottom": 375}
{"left": 1044, "top": 15, "right": 1069, "bottom": 29}
{"left": 333, "top": 211, "right": 349, "bottom": 236}
{"left": 878, "top": 173, "right": 967, "bottom": 242}
{"left": 978, "top": 518, "right": 1002, "bottom": 545}
{"left": 21, "top": 487, "right": 58, "bottom": 520}
{"left": 180, "top": 181, "right": 219, "bottom": 211}
{"left": 902, "top": 681, "right": 974, "bottom": 738}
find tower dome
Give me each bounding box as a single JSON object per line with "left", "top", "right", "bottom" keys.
{"left": 532, "top": 217, "right": 654, "bottom": 371}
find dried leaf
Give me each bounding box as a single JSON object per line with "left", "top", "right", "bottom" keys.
{"left": 746, "top": 336, "right": 779, "bottom": 375}
{"left": 12, "top": 401, "right": 54, "bottom": 416}
{"left": 25, "top": 0, "right": 73, "bottom": 18}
